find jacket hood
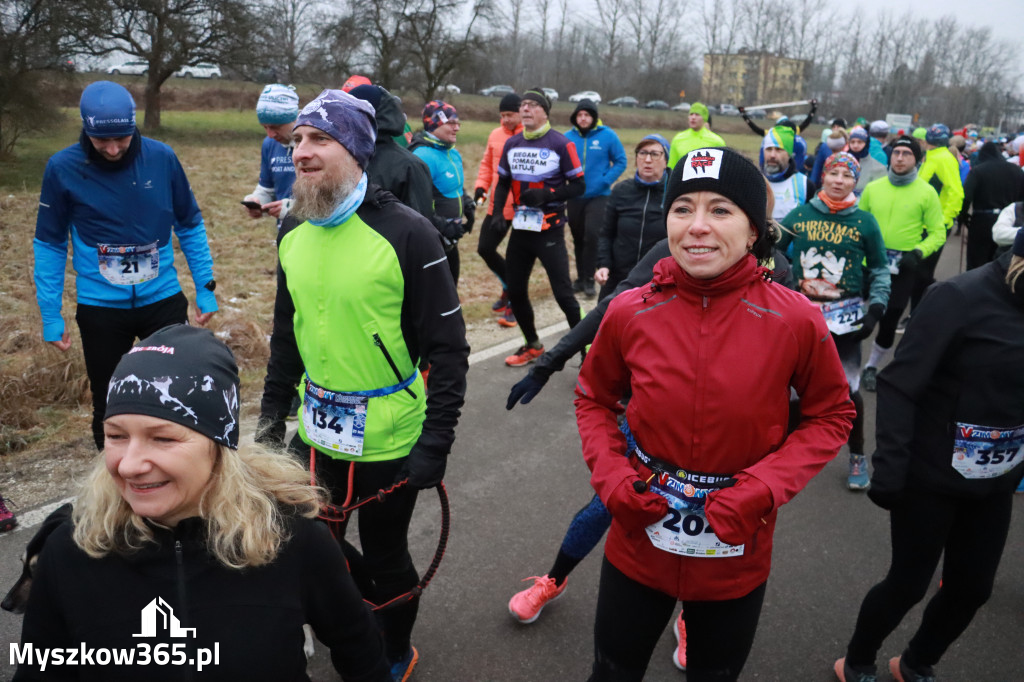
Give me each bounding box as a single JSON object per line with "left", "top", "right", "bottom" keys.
{"left": 977, "top": 141, "right": 1002, "bottom": 162}
{"left": 373, "top": 89, "right": 407, "bottom": 136}
{"left": 571, "top": 99, "right": 599, "bottom": 131}
{"left": 650, "top": 252, "right": 765, "bottom": 295}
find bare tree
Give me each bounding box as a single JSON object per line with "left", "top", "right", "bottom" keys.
{"left": 0, "top": 0, "right": 79, "bottom": 155}
{"left": 69, "top": 0, "right": 258, "bottom": 129}
{"left": 593, "top": 0, "right": 627, "bottom": 94}
{"left": 402, "top": 0, "right": 491, "bottom": 101}
{"left": 698, "top": 0, "right": 741, "bottom": 102}
{"left": 349, "top": 0, "right": 412, "bottom": 89}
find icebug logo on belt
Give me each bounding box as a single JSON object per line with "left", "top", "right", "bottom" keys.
{"left": 682, "top": 149, "right": 723, "bottom": 181}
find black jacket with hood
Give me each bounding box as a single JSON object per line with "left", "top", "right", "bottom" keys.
{"left": 596, "top": 174, "right": 667, "bottom": 282}
{"left": 871, "top": 252, "right": 1024, "bottom": 501}
{"left": 363, "top": 87, "right": 434, "bottom": 220}
{"left": 959, "top": 141, "right": 1024, "bottom": 221}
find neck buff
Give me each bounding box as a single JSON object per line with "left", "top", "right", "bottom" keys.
{"left": 635, "top": 169, "right": 666, "bottom": 187}
{"left": 422, "top": 130, "right": 453, "bottom": 151}
{"left": 817, "top": 190, "right": 857, "bottom": 213}
{"left": 308, "top": 172, "right": 368, "bottom": 228}
{"left": 888, "top": 166, "right": 918, "bottom": 187}
{"left": 523, "top": 121, "right": 551, "bottom": 140}
{"left": 764, "top": 159, "right": 792, "bottom": 183}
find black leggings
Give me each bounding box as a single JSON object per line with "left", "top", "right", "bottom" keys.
{"left": 876, "top": 265, "right": 916, "bottom": 350}
{"left": 75, "top": 292, "right": 189, "bottom": 450}
{"left": 568, "top": 196, "right": 609, "bottom": 283}
{"left": 910, "top": 232, "right": 949, "bottom": 312}
{"left": 476, "top": 213, "right": 511, "bottom": 287}
{"left": 966, "top": 213, "right": 998, "bottom": 270}
{"left": 590, "top": 556, "right": 766, "bottom": 682}
{"left": 505, "top": 224, "right": 581, "bottom": 345}
{"left": 845, "top": 487, "right": 1013, "bottom": 669}
{"left": 306, "top": 448, "right": 421, "bottom": 663}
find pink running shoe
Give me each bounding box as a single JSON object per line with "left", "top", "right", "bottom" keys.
{"left": 673, "top": 610, "right": 687, "bottom": 671}
{"left": 508, "top": 575, "right": 567, "bottom": 624}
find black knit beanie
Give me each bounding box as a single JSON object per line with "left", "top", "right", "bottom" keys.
{"left": 499, "top": 92, "right": 522, "bottom": 113}
{"left": 665, "top": 148, "right": 770, "bottom": 259}
{"left": 890, "top": 135, "right": 922, "bottom": 164}
{"left": 105, "top": 324, "right": 240, "bottom": 449}
{"left": 521, "top": 87, "right": 550, "bottom": 115}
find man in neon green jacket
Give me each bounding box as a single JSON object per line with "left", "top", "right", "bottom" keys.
{"left": 858, "top": 136, "right": 945, "bottom": 391}
{"left": 257, "top": 89, "right": 469, "bottom": 680}
{"left": 667, "top": 102, "right": 726, "bottom": 168}
{"left": 909, "top": 123, "right": 964, "bottom": 315}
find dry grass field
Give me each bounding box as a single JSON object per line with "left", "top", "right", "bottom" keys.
{"left": 0, "top": 75, "right": 818, "bottom": 506}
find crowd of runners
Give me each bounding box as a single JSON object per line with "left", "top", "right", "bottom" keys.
{"left": 3, "top": 76, "right": 1024, "bottom": 682}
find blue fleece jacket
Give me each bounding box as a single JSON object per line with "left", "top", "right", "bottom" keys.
{"left": 565, "top": 124, "right": 627, "bottom": 198}
{"left": 33, "top": 135, "right": 217, "bottom": 342}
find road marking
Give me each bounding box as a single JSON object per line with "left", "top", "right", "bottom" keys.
{"left": 3, "top": 496, "right": 76, "bottom": 535}
{"left": 467, "top": 321, "right": 569, "bottom": 365}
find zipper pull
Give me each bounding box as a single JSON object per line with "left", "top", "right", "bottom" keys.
{"left": 703, "top": 296, "right": 709, "bottom": 309}
{"left": 175, "top": 540, "right": 183, "bottom": 565}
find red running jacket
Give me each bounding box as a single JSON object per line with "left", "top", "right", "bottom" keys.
{"left": 575, "top": 254, "right": 855, "bottom": 600}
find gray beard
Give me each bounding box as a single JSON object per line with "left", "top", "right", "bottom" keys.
{"left": 764, "top": 162, "right": 785, "bottom": 175}
{"left": 291, "top": 168, "right": 359, "bottom": 222}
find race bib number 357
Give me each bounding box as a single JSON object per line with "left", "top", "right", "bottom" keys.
{"left": 952, "top": 422, "right": 1024, "bottom": 479}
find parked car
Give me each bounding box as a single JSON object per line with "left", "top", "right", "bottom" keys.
{"left": 608, "top": 96, "right": 639, "bottom": 108}
{"left": 480, "top": 84, "right": 515, "bottom": 97}
{"left": 718, "top": 103, "right": 740, "bottom": 116}
{"left": 542, "top": 87, "right": 559, "bottom": 102}
{"left": 746, "top": 108, "right": 766, "bottom": 119}
{"left": 645, "top": 100, "right": 670, "bottom": 110}
{"left": 106, "top": 60, "right": 149, "bottom": 76}
{"left": 175, "top": 63, "right": 222, "bottom": 79}
{"left": 442, "top": 84, "right": 461, "bottom": 94}
{"left": 671, "top": 102, "right": 691, "bottom": 112}
{"left": 569, "top": 90, "right": 602, "bottom": 104}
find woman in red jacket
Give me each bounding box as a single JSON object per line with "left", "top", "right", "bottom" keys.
{"left": 576, "top": 147, "right": 856, "bottom": 681}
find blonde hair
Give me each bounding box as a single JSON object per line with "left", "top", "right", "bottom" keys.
{"left": 1007, "top": 254, "right": 1024, "bottom": 293}
{"left": 73, "top": 441, "right": 326, "bottom": 569}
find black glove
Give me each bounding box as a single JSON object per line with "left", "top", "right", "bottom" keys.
{"left": 851, "top": 303, "right": 886, "bottom": 341}
{"left": 737, "top": 105, "right": 746, "bottom": 113}
{"left": 440, "top": 217, "right": 464, "bottom": 242}
{"left": 506, "top": 368, "right": 552, "bottom": 410}
{"left": 519, "top": 187, "right": 553, "bottom": 207}
{"left": 395, "top": 443, "right": 447, "bottom": 489}
{"left": 462, "top": 195, "right": 476, "bottom": 234}
{"left": 899, "top": 249, "right": 922, "bottom": 274}
{"left": 474, "top": 187, "right": 486, "bottom": 202}
{"left": 255, "top": 414, "right": 286, "bottom": 449}
{"left": 867, "top": 486, "right": 904, "bottom": 510}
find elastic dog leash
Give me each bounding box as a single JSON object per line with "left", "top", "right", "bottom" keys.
{"left": 311, "top": 448, "right": 451, "bottom": 612}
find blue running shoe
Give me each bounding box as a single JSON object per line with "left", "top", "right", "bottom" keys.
{"left": 848, "top": 454, "right": 869, "bottom": 491}
{"left": 390, "top": 647, "right": 418, "bottom": 682}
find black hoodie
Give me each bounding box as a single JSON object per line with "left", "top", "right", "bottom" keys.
{"left": 362, "top": 87, "right": 434, "bottom": 219}
{"left": 960, "top": 141, "right": 1024, "bottom": 220}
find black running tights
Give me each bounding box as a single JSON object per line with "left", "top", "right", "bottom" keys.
{"left": 845, "top": 487, "right": 1012, "bottom": 669}
{"left": 589, "top": 556, "right": 766, "bottom": 681}
{"left": 505, "top": 225, "right": 581, "bottom": 345}
{"left": 476, "top": 213, "right": 511, "bottom": 287}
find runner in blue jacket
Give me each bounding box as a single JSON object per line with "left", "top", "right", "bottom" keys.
{"left": 565, "top": 99, "right": 626, "bottom": 297}
{"left": 33, "top": 81, "right": 218, "bottom": 450}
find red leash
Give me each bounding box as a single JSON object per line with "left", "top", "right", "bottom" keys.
{"left": 311, "top": 448, "right": 451, "bottom": 612}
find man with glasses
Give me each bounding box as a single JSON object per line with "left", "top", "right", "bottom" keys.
{"left": 490, "top": 87, "right": 585, "bottom": 367}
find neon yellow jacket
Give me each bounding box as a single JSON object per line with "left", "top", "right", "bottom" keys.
{"left": 668, "top": 127, "right": 726, "bottom": 168}
{"left": 859, "top": 176, "right": 946, "bottom": 257}
{"left": 918, "top": 146, "right": 963, "bottom": 228}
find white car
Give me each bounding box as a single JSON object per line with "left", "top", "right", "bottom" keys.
{"left": 442, "top": 84, "right": 461, "bottom": 94}
{"left": 106, "top": 60, "right": 149, "bottom": 76}
{"left": 671, "top": 102, "right": 691, "bottom": 112}
{"left": 569, "top": 90, "right": 601, "bottom": 104}
{"left": 542, "top": 87, "right": 559, "bottom": 103}
{"left": 174, "top": 63, "right": 222, "bottom": 79}
{"left": 718, "top": 103, "right": 740, "bottom": 116}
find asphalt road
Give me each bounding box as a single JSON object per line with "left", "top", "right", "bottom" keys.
{"left": 2, "top": 234, "right": 1022, "bottom": 681}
